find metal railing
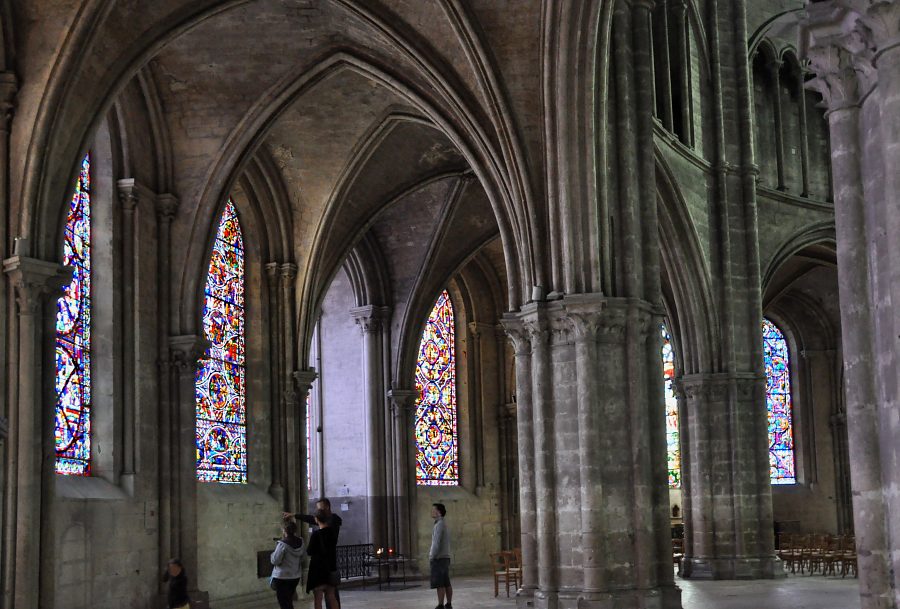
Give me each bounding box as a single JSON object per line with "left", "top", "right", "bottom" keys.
{"left": 336, "top": 543, "right": 375, "bottom": 580}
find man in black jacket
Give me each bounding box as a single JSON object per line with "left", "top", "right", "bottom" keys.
{"left": 284, "top": 497, "right": 343, "bottom": 608}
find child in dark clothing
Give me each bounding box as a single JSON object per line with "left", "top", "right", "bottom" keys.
{"left": 163, "top": 558, "right": 191, "bottom": 609}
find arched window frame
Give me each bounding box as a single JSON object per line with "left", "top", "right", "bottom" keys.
{"left": 414, "top": 289, "right": 459, "bottom": 487}
{"left": 763, "top": 317, "right": 797, "bottom": 485}
{"left": 195, "top": 199, "right": 248, "bottom": 484}
{"left": 661, "top": 323, "right": 681, "bottom": 489}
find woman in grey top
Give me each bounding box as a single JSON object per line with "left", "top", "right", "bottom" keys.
{"left": 429, "top": 503, "right": 453, "bottom": 609}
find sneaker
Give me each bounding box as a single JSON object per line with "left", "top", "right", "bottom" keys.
{"left": 445, "top": 604, "right": 453, "bottom": 609}
{"left": 434, "top": 605, "right": 444, "bottom": 609}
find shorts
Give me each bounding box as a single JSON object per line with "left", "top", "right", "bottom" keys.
{"left": 430, "top": 557, "right": 451, "bottom": 589}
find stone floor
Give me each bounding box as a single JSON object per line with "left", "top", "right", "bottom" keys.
{"left": 328, "top": 574, "right": 861, "bottom": 609}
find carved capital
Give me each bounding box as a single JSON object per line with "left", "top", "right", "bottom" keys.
{"left": 350, "top": 305, "right": 390, "bottom": 334}
{"left": 679, "top": 373, "right": 730, "bottom": 402}
{"left": 388, "top": 388, "right": 417, "bottom": 416}
{"left": 292, "top": 369, "right": 319, "bottom": 395}
{"left": 264, "top": 262, "right": 279, "bottom": 280}
{"left": 168, "top": 335, "right": 208, "bottom": 372}
{"left": 847, "top": 0, "right": 900, "bottom": 56}
{"left": 155, "top": 194, "right": 179, "bottom": 222}
{"left": 499, "top": 316, "right": 531, "bottom": 356}
{"left": 279, "top": 262, "right": 298, "bottom": 282}
{"left": 3, "top": 255, "right": 70, "bottom": 314}
{"left": 804, "top": 3, "right": 878, "bottom": 108}
{"left": 116, "top": 179, "right": 155, "bottom": 212}
{"left": 467, "top": 321, "right": 494, "bottom": 340}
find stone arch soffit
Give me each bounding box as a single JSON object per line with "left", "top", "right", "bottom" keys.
{"left": 239, "top": 148, "right": 294, "bottom": 264}
{"left": 297, "top": 169, "right": 470, "bottom": 367}
{"left": 655, "top": 147, "right": 718, "bottom": 373}
{"left": 395, "top": 229, "right": 500, "bottom": 390}
{"left": 761, "top": 221, "right": 836, "bottom": 294}
{"left": 341, "top": 233, "right": 390, "bottom": 309}
{"left": 23, "top": 4, "right": 529, "bottom": 308}
{"left": 765, "top": 291, "right": 836, "bottom": 352}
{"left": 165, "top": 53, "right": 522, "bottom": 332}
{"left": 752, "top": 38, "right": 780, "bottom": 67}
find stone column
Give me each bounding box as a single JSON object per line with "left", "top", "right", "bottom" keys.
{"left": 670, "top": 0, "right": 692, "bottom": 146}
{"left": 505, "top": 296, "right": 680, "bottom": 609}
{"left": 768, "top": 58, "right": 787, "bottom": 190}
{"left": 678, "top": 372, "right": 779, "bottom": 579}
{"left": 116, "top": 179, "right": 152, "bottom": 490}
{"left": 168, "top": 335, "right": 209, "bottom": 608}
{"left": 468, "top": 321, "right": 493, "bottom": 489}
{"left": 804, "top": 4, "right": 900, "bottom": 605}
{"left": 154, "top": 193, "right": 178, "bottom": 587}
{"left": 3, "top": 256, "right": 69, "bottom": 609}
{"left": 796, "top": 66, "right": 811, "bottom": 197}
{"left": 292, "top": 370, "right": 317, "bottom": 520}
{"left": 280, "top": 264, "right": 299, "bottom": 504}
{"left": 653, "top": 0, "right": 675, "bottom": 131}
{"left": 499, "top": 318, "right": 537, "bottom": 602}
{"left": 387, "top": 389, "right": 417, "bottom": 562}
{"left": 265, "top": 263, "right": 283, "bottom": 500}
{"left": 351, "top": 305, "right": 390, "bottom": 548}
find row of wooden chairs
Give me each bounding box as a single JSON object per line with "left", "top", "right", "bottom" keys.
{"left": 777, "top": 533, "right": 858, "bottom": 577}
{"left": 489, "top": 548, "right": 522, "bottom": 597}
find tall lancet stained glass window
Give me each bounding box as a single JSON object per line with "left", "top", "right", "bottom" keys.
{"left": 415, "top": 290, "right": 459, "bottom": 485}
{"left": 661, "top": 324, "right": 680, "bottom": 488}
{"left": 763, "top": 318, "right": 796, "bottom": 484}
{"left": 55, "top": 153, "right": 92, "bottom": 476}
{"left": 196, "top": 200, "right": 247, "bottom": 483}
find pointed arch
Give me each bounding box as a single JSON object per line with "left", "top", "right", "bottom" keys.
{"left": 195, "top": 199, "right": 247, "bottom": 483}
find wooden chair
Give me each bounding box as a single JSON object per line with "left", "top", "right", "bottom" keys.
{"left": 672, "top": 538, "right": 684, "bottom": 567}
{"left": 506, "top": 549, "right": 522, "bottom": 589}
{"left": 840, "top": 535, "right": 857, "bottom": 578}
{"left": 489, "top": 552, "right": 516, "bottom": 597}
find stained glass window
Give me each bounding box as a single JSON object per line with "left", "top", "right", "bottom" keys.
{"left": 306, "top": 391, "right": 312, "bottom": 490}
{"left": 764, "top": 318, "right": 795, "bottom": 484}
{"left": 661, "top": 324, "right": 680, "bottom": 488}
{"left": 196, "top": 200, "right": 247, "bottom": 483}
{"left": 55, "top": 153, "right": 92, "bottom": 476}
{"left": 415, "top": 290, "right": 458, "bottom": 486}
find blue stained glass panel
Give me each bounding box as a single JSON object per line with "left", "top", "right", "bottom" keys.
{"left": 415, "top": 290, "right": 458, "bottom": 486}
{"left": 196, "top": 200, "right": 247, "bottom": 483}
{"left": 763, "top": 318, "right": 796, "bottom": 484}
{"left": 55, "top": 154, "right": 92, "bottom": 476}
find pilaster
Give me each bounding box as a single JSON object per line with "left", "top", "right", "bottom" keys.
{"left": 3, "top": 256, "right": 70, "bottom": 609}
{"left": 387, "top": 388, "right": 418, "bottom": 568}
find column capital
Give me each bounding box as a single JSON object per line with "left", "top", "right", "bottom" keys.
{"left": 499, "top": 316, "right": 532, "bottom": 356}
{"left": 803, "top": 3, "right": 878, "bottom": 109}
{"left": 279, "top": 262, "right": 298, "bottom": 281}
{"left": 467, "top": 321, "right": 494, "bottom": 339}
{"left": 155, "top": 193, "right": 179, "bottom": 222}
{"left": 292, "top": 368, "right": 318, "bottom": 392}
{"left": 264, "top": 262, "right": 279, "bottom": 279}
{"left": 350, "top": 304, "right": 390, "bottom": 334}
{"left": 168, "top": 335, "right": 208, "bottom": 372}
{"left": 3, "top": 255, "right": 70, "bottom": 314}
{"left": 116, "top": 178, "right": 155, "bottom": 211}
{"left": 0, "top": 72, "right": 17, "bottom": 132}
{"left": 388, "top": 388, "right": 418, "bottom": 411}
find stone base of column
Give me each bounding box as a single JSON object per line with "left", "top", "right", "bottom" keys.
{"left": 681, "top": 555, "right": 785, "bottom": 580}
{"left": 515, "top": 585, "right": 537, "bottom": 608}
{"left": 516, "top": 587, "right": 681, "bottom": 609}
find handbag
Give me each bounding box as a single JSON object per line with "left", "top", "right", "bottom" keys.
{"left": 268, "top": 575, "right": 277, "bottom": 590}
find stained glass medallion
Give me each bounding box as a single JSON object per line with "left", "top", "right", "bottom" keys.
{"left": 661, "top": 324, "right": 680, "bottom": 488}
{"left": 415, "top": 290, "right": 459, "bottom": 486}
{"left": 196, "top": 200, "right": 247, "bottom": 483}
{"left": 763, "top": 318, "right": 795, "bottom": 484}
{"left": 55, "top": 153, "right": 92, "bottom": 476}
